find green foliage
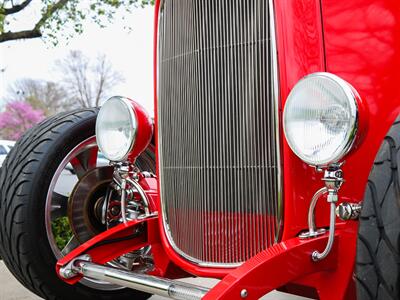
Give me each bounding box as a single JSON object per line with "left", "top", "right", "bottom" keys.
{"left": 51, "top": 216, "right": 73, "bottom": 251}
{"left": 0, "top": 10, "right": 4, "bottom": 33}
{"left": 0, "top": 0, "right": 155, "bottom": 44}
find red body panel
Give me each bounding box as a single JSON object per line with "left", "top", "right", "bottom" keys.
{"left": 152, "top": 0, "right": 338, "bottom": 279}
{"left": 279, "top": 0, "right": 400, "bottom": 239}
{"left": 58, "top": 0, "right": 400, "bottom": 298}
{"left": 272, "top": 0, "right": 400, "bottom": 296}
{"left": 204, "top": 233, "right": 338, "bottom": 300}
{"left": 153, "top": 0, "right": 400, "bottom": 294}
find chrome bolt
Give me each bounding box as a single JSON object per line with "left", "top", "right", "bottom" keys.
{"left": 311, "top": 251, "right": 320, "bottom": 262}
{"left": 336, "top": 202, "right": 362, "bottom": 220}
{"left": 59, "top": 268, "right": 76, "bottom": 279}
{"left": 240, "top": 289, "right": 248, "bottom": 298}
{"left": 59, "top": 254, "right": 91, "bottom": 279}
{"left": 110, "top": 206, "right": 120, "bottom": 216}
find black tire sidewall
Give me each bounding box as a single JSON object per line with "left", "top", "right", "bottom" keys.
{"left": 356, "top": 118, "right": 400, "bottom": 300}
{"left": 0, "top": 110, "right": 150, "bottom": 300}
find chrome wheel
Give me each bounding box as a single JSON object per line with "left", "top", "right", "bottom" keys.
{"left": 45, "top": 136, "right": 122, "bottom": 290}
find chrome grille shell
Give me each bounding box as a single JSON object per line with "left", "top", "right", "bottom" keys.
{"left": 157, "top": 0, "right": 282, "bottom": 267}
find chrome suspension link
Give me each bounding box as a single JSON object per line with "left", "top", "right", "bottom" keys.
{"left": 60, "top": 255, "right": 209, "bottom": 300}
{"left": 112, "top": 164, "right": 151, "bottom": 223}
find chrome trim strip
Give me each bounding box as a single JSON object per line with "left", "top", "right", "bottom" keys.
{"left": 269, "top": 0, "right": 284, "bottom": 242}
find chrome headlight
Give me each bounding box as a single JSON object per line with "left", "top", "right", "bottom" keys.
{"left": 96, "top": 96, "right": 137, "bottom": 161}
{"left": 283, "top": 73, "right": 358, "bottom": 166}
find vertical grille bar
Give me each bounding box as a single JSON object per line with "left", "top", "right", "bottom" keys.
{"left": 158, "top": 0, "right": 281, "bottom": 266}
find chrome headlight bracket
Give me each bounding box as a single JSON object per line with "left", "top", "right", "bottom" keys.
{"left": 299, "top": 163, "right": 345, "bottom": 261}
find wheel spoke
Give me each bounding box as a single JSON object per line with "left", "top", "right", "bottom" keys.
{"left": 51, "top": 192, "right": 69, "bottom": 221}
{"left": 61, "top": 236, "right": 80, "bottom": 256}
{"left": 70, "top": 147, "right": 98, "bottom": 179}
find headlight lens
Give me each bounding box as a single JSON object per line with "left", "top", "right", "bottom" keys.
{"left": 96, "top": 96, "right": 137, "bottom": 161}
{"left": 283, "top": 73, "right": 358, "bottom": 166}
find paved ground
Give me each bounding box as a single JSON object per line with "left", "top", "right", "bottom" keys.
{"left": 0, "top": 261, "right": 310, "bottom": 300}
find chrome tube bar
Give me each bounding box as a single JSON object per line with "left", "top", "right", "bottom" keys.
{"left": 298, "top": 187, "right": 328, "bottom": 240}
{"left": 312, "top": 201, "right": 337, "bottom": 261}
{"left": 126, "top": 177, "right": 151, "bottom": 216}
{"left": 113, "top": 166, "right": 151, "bottom": 223}
{"left": 74, "top": 260, "right": 209, "bottom": 300}
{"left": 299, "top": 165, "right": 344, "bottom": 261}
{"left": 120, "top": 178, "right": 129, "bottom": 223}
{"left": 308, "top": 187, "right": 328, "bottom": 234}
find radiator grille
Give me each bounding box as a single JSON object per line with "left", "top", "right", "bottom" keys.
{"left": 157, "top": 0, "right": 281, "bottom": 266}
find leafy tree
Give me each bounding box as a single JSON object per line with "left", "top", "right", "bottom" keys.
{"left": 6, "top": 50, "right": 123, "bottom": 112}
{"left": 9, "top": 78, "right": 68, "bottom": 115}
{"left": 0, "top": 100, "right": 45, "bottom": 140}
{"left": 0, "top": 0, "right": 154, "bottom": 44}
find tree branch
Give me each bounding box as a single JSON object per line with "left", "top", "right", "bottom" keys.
{"left": 0, "top": 29, "right": 41, "bottom": 42}
{"left": 3, "top": 0, "right": 33, "bottom": 15}
{"left": 0, "top": 0, "right": 70, "bottom": 43}
{"left": 95, "top": 57, "right": 107, "bottom": 106}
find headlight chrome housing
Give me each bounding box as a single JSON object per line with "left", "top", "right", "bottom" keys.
{"left": 96, "top": 96, "right": 152, "bottom": 162}
{"left": 283, "top": 72, "right": 359, "bottom": 166}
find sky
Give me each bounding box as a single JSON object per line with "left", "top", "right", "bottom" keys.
{"left": 0, "top": 4, "right": 155, "bottom": 114}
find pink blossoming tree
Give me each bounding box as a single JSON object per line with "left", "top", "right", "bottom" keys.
{"left": 0, "top": 101, "right": 45, "bottom": 140}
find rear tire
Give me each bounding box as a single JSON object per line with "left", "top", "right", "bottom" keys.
{"left": 356, "top": 117, "right": 400, "bottom": 300}
{"left": 0, "top": 109, "right": 151, "bottom": 300}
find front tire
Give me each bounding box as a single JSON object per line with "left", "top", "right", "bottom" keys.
{"left": 356, "top": 118, "right": 400, "bottom": 300}
{"left": 0, "top": 109, "right": 151, "bottom": 300}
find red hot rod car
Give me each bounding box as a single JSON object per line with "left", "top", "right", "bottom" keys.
{"left": 0, "top": 0, "right": 399, "bottom": 299}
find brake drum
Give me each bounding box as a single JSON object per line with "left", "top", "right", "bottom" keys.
{"left": 68, "top": 166, "right": 114, "bottom": 243}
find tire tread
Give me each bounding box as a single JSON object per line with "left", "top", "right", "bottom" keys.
{"left": 356, "top": 119, "right": 400, "bottom": 300}
{"left": 0, "top": 109, "right": 98, "bottom": 299}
